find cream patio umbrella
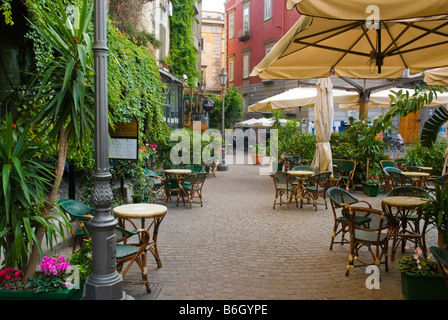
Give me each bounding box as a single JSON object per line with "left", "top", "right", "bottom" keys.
{"left": 424, "top": 67, "right": 448, "bottom": 86}
{"left": 311, "top": 78, "right": 334, "bottom": 173}
{"left": 248, "top": 86, "right": 359, "bottom": 112}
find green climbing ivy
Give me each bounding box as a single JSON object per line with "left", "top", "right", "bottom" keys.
{"left": 1, "top": 0, "right": 13, "bottom": 25}
{"left": 168, "top": 0, "right": 201, "bottom": 87}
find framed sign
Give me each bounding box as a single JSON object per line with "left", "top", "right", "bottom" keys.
{"left": 202, "top": 98, "right": 215, "bottom": 113}
{"left": 109, "top": 117, "right": 138, "bottom": 160}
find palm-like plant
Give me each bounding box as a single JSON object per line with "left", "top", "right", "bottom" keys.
{"left": 23, "top": 0, "right": 94, "bottom": 280}
{"left": 0, "top": 113, "right": 70, "bottom": 270}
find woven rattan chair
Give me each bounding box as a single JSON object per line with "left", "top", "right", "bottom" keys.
{"left": 301, "top": 171, "right": 332, "bottom": 211}
{"left": 270, "top": 172, "right": 298, "bottom": 209}
{"left": 424, "top": 173, "right": 448, "bottom": 194}
{"left": 381, "top": 186, "right": 430, "bottom": 260}
{"left": 181, "top": 172, "right": 207, "bottom": 208}
{"left": 332, "top": 159, "right": 356, "bottom": 192}
{"left": 60, "top": 199, "right": 153, "bottom": 293}
{"left": 186, "top": 164, "right": 205, "bottom": 173}
{"left": 326, "top": 187, "right": 372, "bottom": 250}
{"left": 430, "top": 246, "right": 448, "bottom": 288}
{"left": 380, "top": 160, "right": 399, "bottom": 190}
{"left": 385, "top": 168, "right": 415, "bottom": 188}
{"left": 144, "top": 169, "right": 167, "bottom": 203}
{"left": 59, "top": 198, "right": 95, "bottom": 252}
{"left": 344, "top": 207, "right": 397, "bottom": 276}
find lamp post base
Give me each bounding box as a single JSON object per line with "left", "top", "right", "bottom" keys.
{"left": 217, "top": 164, "right": 228, "bottom": 171}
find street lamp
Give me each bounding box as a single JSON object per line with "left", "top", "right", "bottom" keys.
{"left": 217, "top": 68, "right": 228, "bottom": 171}
{"left": 83, "top": 0, "right": 124, "bottom": 300}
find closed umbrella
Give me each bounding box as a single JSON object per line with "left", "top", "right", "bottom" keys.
{"left": 311, "top": 78, "right": 334, "bottom": 173}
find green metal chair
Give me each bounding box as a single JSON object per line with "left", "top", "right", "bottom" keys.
{"left": 381, "top": 186, "right": 430, "bottom": 260}
{"left": 430, "top": 246, "right": 448, "bottom": 288}
{"left": 301, "top": 171, "right": 332, "bottom": 211}
{"left": 332, "top": 159, "right": 356, "bottom": 192}
{"left": 386, "top": 168, "right": 416, "bottom": 188}
{"left": 180, "top": 172, "right": 207, "bottom": 208}
{"left": 326, "top": 187, "right": 372, "bottom": 250}
{"left": 270, "top": 172, "right": 298, "bottom": 209}
{"left": 59, "top": 199, "right": 153, "bottom": 293}
{"left": 380, "top": 160, "right": 399, "bottom": 190}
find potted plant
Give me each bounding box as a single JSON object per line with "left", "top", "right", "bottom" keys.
{"left": 361, "top": 173, "right": 381, "bottom": 196}
{"left": 396, "top": 182, "right": 448, "bottom": 300}
{"left": 251, "top": 144, "right": 266, "bottom": 165}
{"left": 0, "top": 255, "right": 82, "bottom": 300}
{"left": 397, "top": 245, "right": 448, "bottom": 300}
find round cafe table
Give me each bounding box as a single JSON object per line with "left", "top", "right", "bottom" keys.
{"left": 287, "top": 170, "right": 315, "bottom": 206}
{"left": 164, "top": 169, "right": 192, "bottom": 204}
{"left": 381, "top": 196, "right": 429, "bottom": 260}
{"left": 113, "top": 203, "right": 167, "bottom": 268}
{"left": 401, "top": 171, "right": 430, "bottom": 187}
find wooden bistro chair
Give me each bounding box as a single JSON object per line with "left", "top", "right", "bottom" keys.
{"left": 344, "top": 207, "right": 397, "bottom": 276}
{"left": 180, "top": 172, "right": 207, "bottom": 208}
{"left": 301, "top": 171, "right": 332, "bottom": 211}
{"left": 144, "top": 169, "right": 167, "bottom": 203}
{"left": 270, "top": 172, "right": 298, "bottom": 209}
{"left": 326, "top": 187, "right": 372, "bottom": 250}
{"left": 59, "top": 199, "right": 153, "bottom": 294}
{"left": 380, "top": 160, "right": 399, "bottom": 190}
{"left": 381, "top": 186, "right": 431, "bottom": 260}
{"left": 424, "top": 173, "right": 448, "bottom": 194}
{"left": 332, "top": 159, "right": 356, "bottom": 192}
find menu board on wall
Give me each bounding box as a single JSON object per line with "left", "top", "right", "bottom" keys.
{"left": 109, "top": 117, "right": 138, "bottom": 160}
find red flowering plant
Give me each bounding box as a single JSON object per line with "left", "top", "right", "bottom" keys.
{"left": 138, "top": 143, "right": 158, "bottom": 164}
{"left": 365, "top": 173, "right": 381, "bottom": 186}
{"left": 0, "top": 267, "right": 23, "bottom": 291}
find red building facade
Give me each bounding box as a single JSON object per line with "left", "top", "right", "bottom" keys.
{"left": 224, "top": 0, "right": 300, "bottom": 112}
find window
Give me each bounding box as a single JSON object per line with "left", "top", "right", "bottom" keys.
{"left": 264, "top": 0, "right": 272, "bottom": 21}
{"left": 265, "top": 41, "right": 275, "bottom": 55}
{"left": 228, "top": 11, "right": 235, "bottom": 39}
{"left": 243, "top": 51, "right": 250, "bottom": 79}
{"left": 228, "top": 56, "right": 234, "bottom": 82}
{"left": 243, "top": 2, "right": 250, "bottom": 33}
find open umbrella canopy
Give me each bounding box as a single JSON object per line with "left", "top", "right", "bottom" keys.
{"left": 424, "top": 67, "right": 448, "bottom": 86}
{"left": 248, "top": 87, "right": 359, "bottom": 112}
{"left": 339, "top": 87, "right": 448, "bottom": 109}
{"left": 250, "top": 14, "right": 448, "bottom": 80}
{"left": 234, "top": 117, "right": 288, "bottom": 128}
{"left": 286, "top": 0, "right": 448, "bottom": 21}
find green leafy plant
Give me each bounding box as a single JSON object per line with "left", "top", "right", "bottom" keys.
{"left": 251, "top": 144, "right": 266, "bottom": 155}
{"left": 419, "top": 182, "right": 448, "bottom": 249}
{"left": 365, "top": 174, "right": 381, "bottom": 186}
{"left": 397, "top": 246, "right": 438, "bottom": 276}
{"left": 68, "top": 240, "right": 92, "bottom": 281}
{"left": 210, "top": 88, "right": 245, "bottom": 130}
{"left": 0, "top": 113, "right": 69, "bottom": 270}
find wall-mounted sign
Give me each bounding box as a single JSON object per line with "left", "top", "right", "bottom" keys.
{"left": 202, "top": 98, "right": 215, "bottom": 113}
{"left": 109, "top": 117, "right": 138, "bottom": 160}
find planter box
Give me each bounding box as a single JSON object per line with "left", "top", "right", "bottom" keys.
{"left": 401, "top": 272, "right": 448, "bottom": 300}
{"left": 361, "top": 182, "right": 379, "bottom": 197}
{"left": 0, "top": 281, "right": 83, "bottom": 300}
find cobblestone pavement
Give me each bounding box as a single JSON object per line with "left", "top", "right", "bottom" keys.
{"left": 54, "top": 160, "right": 439, "bottom": 301}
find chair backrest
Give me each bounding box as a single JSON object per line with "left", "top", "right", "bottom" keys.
{"left": 435, "top": 173, "right": 448, "bottom": 187}
{"left": 186, "top": 164, "right": 205, "bottom": 173}
{"left": 380, "top": 160, "right": 398, "bottom": 170}
{"left": 383, "top": 167, "right": 401, "bottom": 175}
{"left": 327, "top": 187, "right": 360, "bottom": 209}
{"left": 332, "top": 159, "right": 356, "bottom": 174}
{"left": 59, "top": 198, "right": 94, "bottom": 220}
{"left": 271, "top": 172, "right": 295, "bottom": 185}
{"left": 291, "top": 165, "right": 315, "bottom": 173}
{"left": 386, "top": 186, "right": 430, "bottom": 198}
{"left": 345, "top": 207, "right": 396, "bottom": 241}
{"left": 308, "top": 171, "right": 332, "bottom": 184}
{"left": 190, "top": 172, "right": 207, "bottom": 187}
{"left": 430, "top": 247, "right": 448, "bottom": 269}
{"left": 387, "top": 170, "right": 414, "bottom": 186}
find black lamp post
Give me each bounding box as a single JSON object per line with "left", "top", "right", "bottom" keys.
{"left": 217, "top": 68, "right": 228, "bottom": 171}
